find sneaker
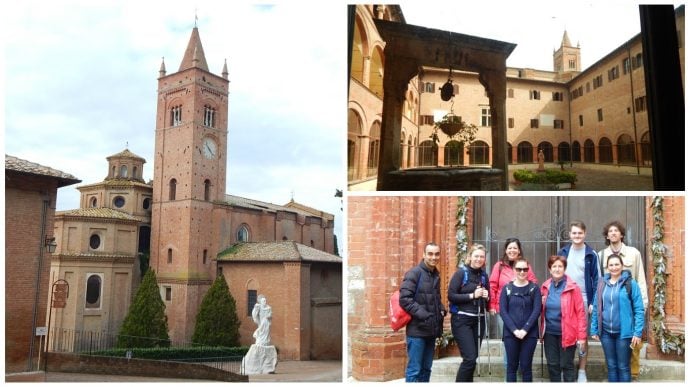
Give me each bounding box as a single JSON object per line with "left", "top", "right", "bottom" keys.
{"left": 577, "top": 370, "right": 587, "bottom": 383}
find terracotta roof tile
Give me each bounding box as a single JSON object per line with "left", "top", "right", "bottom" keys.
{"left": 55, "top": 207, "right": 141, "bottom": 221}
{"left": 6, "top": 154, "right": 80, "bottom": 187}
{"left": 216, "top": 241, "right": 341, "bottom": 263}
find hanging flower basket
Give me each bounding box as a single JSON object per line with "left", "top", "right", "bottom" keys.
{"left": 430, "top": 113, "right": 478, "bottom": 147}
{"left": 437, "top": 114, "right": 464, "bottom": 137}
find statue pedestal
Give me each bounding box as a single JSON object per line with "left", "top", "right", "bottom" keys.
{"left": 242, "top": 344, "right": 277, "bottom": 374}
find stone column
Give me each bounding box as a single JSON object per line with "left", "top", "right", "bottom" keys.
{"left": 377, "top": 57, "right": 419, "bottom": 189}
{"left": 362, "top": 56, "right": 371, "bottom": 89}
{"left": 357, "top": 135, "right": 370, "bottom": 180}
{"left": 480, "top": 70, "right": 508, "bottom": 189}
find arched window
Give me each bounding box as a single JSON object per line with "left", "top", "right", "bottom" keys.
{"left": 537, "top": 142, "right": 554, "bottom": 162}
{"left": 572, "top": 141, "right": 582, "bottom": 162}
{"left": 517, "top": 141, "right": 533, "bottom": 163}
{"left": 204, "top": 105, "right": 216, "bottom": 127}
{"left": 367, "top": 122, "right": 381, "bottom": 177}
{"left": 133, "top": 166, "right": 138, "bottom": 179}
{"left": 120, "top": 165, "right": 128, "bottom": 178}
{"left": 237, "top": 225, "right": 250, "bottom": 242}
{"left": 142, "top": 197, "right": 151, "bottom": 210}
{"left": 469, "top": 141, "right": 489, "bottom": 165}
{"left": 599, "top": 137, "right": 613, "bottom": 163}
{"left": 557, "top": 142, "right": 571, "bottom": 162}
{"left": 640, "top": 132, "right": 652, "bottom": 166}
{"left": 418, "top": 140, "right": 437, "bottom": 166}
{"left": 169, "top": 179, "right": 177, "bottom": 200}
{"left": 584, "top": 139, "right": 595, "bottom": 162}
{"left": 444, "top": 140, "right": 463, "bottom": 166}
{"left": 90, "top": 197, "right": 98, "bottom": 208}
{"left": 170, "top": 105, "right": 182, "bottom": 126}
{"left": 85, "top": 274, "right": 102, "bottom": 309}
{"left": 111, "top": 166, "right": 116, "bottom": 178}
{"left": 89, "top": 234, "right": 101, "bottom": 250}
{"left": 167, "top": 248, "right": 173, "bottom": 264}
{"left": 204, "top": 179, "right": 211, "bottom": 201}
{"left": 616, "top": 134, "right": 636, "bottom": 165}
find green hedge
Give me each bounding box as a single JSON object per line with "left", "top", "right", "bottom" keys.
{"left": 513, "top": 169, "right": 577, "bottom": 184}
{"left": 89, "top": 346, "right": 250, "bottom": 360}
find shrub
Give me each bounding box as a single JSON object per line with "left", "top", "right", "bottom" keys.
{"left": 513, "top": 169, "right": 577, "bottom": 185}
{"left": 192, "top": 273, "right": 241, "bottom": 347}
{"left": 118, "top": 269, "right": 170, "bottom": 348}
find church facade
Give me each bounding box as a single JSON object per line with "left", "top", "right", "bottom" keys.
{"left": 47, "top": 27, "right": 339, "bottom": 360}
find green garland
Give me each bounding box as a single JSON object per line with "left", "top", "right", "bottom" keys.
{"left": 455, "top": 196, "right": 470, "bottom": 267}
{"left": 650, "top": 196, "right": 684, "bottom": 355}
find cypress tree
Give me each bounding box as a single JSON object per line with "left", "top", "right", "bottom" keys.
{"left": 192, "top": 273, "right": 241, "bottom": 347}
{"left": 117, "top": 269, "right": 170, "bottom": 348}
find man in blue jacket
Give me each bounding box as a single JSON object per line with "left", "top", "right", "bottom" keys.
{"left": 399, "top": 242, "right": 447, "bottom": 382}
{"left": 558, "top": 220, "right": 600, "bottom": 383}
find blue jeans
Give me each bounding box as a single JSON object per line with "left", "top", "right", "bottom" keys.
{"left": 600, "top": 331, "right": 632, "bottom": 382}
{"left": 405, "top": 336, "right": 436, "bottom": 382}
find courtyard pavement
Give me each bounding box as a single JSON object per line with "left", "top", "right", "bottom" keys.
{"left": 5, "top": 360, "right": 343, "bottom": 383}
{"left": 349, "top": 164, "right": 655, "bottom": 191}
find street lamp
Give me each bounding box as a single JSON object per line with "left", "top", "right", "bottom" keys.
{"left": 45, "top": 237, "right": 57, "bottom": 254}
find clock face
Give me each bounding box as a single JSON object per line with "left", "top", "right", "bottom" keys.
{"left": 203, "top": 137, "right": 217, "bottom": 159}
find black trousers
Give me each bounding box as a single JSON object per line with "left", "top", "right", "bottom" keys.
{"left": 451, "top": 313, "right": 486, "bottom": 382}
{"left": 543, "top": 332, "right": 577, "bottom": 382}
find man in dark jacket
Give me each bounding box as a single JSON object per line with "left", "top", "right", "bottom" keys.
{"left": 399, "top": 242, "right": 447, "bottom": 382}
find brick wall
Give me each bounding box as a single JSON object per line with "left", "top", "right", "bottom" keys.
{"left": 5, "top": 172, "right": 59, "bottom": 372}
{"left": 45, "top": 352, "right": 247, "bottom": 382}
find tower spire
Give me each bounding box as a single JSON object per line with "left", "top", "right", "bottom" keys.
{"left": 178, "top": 27, "right": 209, "bottom": 71}
{"left": 159, "top": 57, "right": 166, "bottom": 77}
{"left": 222, "top": 58, "right": 228, "bottom": 79}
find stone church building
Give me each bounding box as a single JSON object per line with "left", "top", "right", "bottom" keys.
{"left": 47, "top": 27, "right": 340, "bottom": 361}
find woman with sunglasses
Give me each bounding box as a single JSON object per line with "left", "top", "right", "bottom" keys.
{"left": 540, "top": 255, "right": 587, "bottom": 382}
{"left": 590, "top": 254, "right": 644, "bottom": 382}
{"left": 499, "top": 258, "right": 541, "bottom": 382}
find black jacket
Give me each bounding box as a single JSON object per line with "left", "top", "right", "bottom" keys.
{"left": 399, "top": 261, "right": 446, "bottom": 338}
{"left": 447, "top": 265, "right": 490, "bottom": 315}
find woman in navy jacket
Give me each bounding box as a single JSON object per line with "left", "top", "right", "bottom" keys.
{"left": 499, "top": 258, "right": 541, "bottom": 382}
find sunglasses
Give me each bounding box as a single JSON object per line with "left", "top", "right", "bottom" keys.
{"left": 515, "top": 267, "right": 529, "bottom": 273}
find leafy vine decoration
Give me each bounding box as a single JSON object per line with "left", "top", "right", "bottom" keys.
{"left": 455, "top": 196, "right": 471, "bottom": 267}
{"left": 650, "top": 196, "right": 684, "bottom": 355}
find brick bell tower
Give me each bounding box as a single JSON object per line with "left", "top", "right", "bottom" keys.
{"left": 150, "top": 26, "right": 229, "bottom": 343}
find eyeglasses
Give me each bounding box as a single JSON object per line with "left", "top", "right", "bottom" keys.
{"left": 515, "top": 267, "right": 529, "bottom": 273}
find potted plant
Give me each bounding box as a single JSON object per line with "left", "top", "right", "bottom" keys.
{"left": 434, "top": 330, "right": 456, "bottom": 358}
{"left": 430, "top": 114, "right": 479, "bottom": 149}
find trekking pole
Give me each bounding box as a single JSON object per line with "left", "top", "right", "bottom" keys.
{"left": 477, "top": 293, "right": 482, "bottom": 378}
{"left": 485, "top": 298, "right": 492, "bottom": 381}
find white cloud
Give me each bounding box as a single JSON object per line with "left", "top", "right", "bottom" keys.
{"left": 5, "top": 1, "right": 346, "bottom": 245}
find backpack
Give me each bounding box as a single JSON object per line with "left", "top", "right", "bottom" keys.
{"left": 504, "top": 280, "right": 538, "bottom": 298}
{"left": 448, "top": 264, "right": 488, "bottom": 314}
{"left": 389, "top": 271, "right": 423, "bottom": 331}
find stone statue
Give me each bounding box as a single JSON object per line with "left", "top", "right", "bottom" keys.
{"left": 252, "top": 294, "right": 272, "bottom": 346}
{"left": 537, "top": 149, "right": 546, "bottom": 172}
{"left": 242, "top": 294, "right": 277, "bottom": 374}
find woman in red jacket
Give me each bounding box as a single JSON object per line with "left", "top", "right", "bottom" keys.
{"left": 489, "top": 238, "right": 538, "bottom": 315}
{"left": 540, "top": 255, "right": 587, "bottom": 382}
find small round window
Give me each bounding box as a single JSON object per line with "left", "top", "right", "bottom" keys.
{"left": 113, "top": 196, "right": 125, "bottom": 208}
{"left": 143, "top": 198, "right": 151, "bottom": 210}
{"left": 89, "top": 234, "right": 101, "bottom": 250}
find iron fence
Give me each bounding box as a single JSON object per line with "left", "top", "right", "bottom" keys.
{"left": 47, "top": 328, "right": 245, "bottom": 374}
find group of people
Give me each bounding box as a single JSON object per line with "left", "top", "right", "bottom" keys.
{"left": 398, "top": 220, "right": 647, "bottom": 383}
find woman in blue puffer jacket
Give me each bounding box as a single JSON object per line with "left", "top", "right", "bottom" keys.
{"left": 590, "top": 253, "right": 645, "bottom": 382}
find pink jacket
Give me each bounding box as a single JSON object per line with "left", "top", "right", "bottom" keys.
{"left": 540, "top": 275, "right": 588, "bottom": 348}
{"left": 488, "top": 261, "right": 538, "bottom": 312}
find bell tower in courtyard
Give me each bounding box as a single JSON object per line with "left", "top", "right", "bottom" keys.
{"left": 150, "top": 26, "right": 229, "bottom": 342}
{"left": 553, "top": 30, "right": 581, "bottom": 81}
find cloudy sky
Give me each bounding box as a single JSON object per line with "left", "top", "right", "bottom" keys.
{"left": 401, "top": 0, "right": 681, "bottom": 71}
{"left": 4, "top": 2, "right": 346, "bottom": 249}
